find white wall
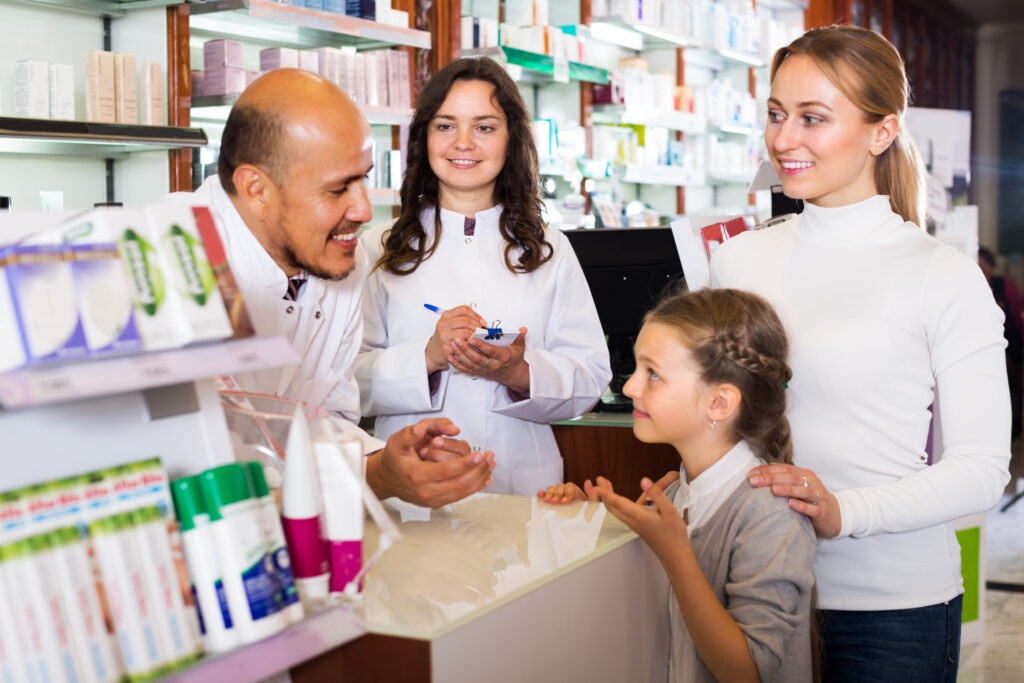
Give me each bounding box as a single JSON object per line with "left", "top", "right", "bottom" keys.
{"left": 974, "top": 22, "right": 1024, "bottom": 263}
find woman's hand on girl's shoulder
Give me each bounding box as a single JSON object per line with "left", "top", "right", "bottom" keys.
{"left": 747, "top": 463, "right": 842, "bottom": 538}
{"left": 593, "top": 476, "right": 689, "bottom": 562}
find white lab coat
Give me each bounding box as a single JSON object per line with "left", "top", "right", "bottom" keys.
{"left": 356, "top": 205, "right": 611, "bottom": 495}
{"left": 175, "top": 177, "right": 384, "bottom": 451}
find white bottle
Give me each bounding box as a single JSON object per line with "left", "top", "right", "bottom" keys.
{"left": 171, "top": 475, "right": 239, "bottom": 653}
{"left": 198, "top": 463, "right": 288, "bottom": 643}
{"left": 243, "top": 462, "right": 304, "bottom": 624}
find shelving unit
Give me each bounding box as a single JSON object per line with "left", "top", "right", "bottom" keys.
{"left": 464, "top": 46, "right": 609, "bottom": 84}
{"left": 189, "top": 0, "right": 430, "bottom": 50}
{"left": 0, "top": 116, "right": 207, "bottom": 158}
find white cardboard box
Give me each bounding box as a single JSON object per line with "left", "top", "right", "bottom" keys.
{"left": 15, "top": 60, "right": 50, "bottom": 119}
{"left": 114, "top": 53, "right": 137, "bottom": 124}
{"left": 47, "top": 64, "right": 75, "bottom": 120}
{"left": 85, "top": 51, "right": 116, "bottom": 123}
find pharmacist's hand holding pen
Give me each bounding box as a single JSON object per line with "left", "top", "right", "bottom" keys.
{"left": 365, "top": 417, "right": 496, "bottom": 508}
{"left": 450, "top": 328, "right": 530, "bottom": 394}
{"left": 425, "top": 304, "right": 489, "bottom": 374}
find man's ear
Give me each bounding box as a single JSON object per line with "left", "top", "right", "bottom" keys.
{"left": 707, "top": 383, "right": 742, "bottom": 425}
{"left": 232, "top": 164, "right": 275, "bottom": 221}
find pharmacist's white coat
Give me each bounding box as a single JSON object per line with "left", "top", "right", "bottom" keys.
{"left": 174, "top": 177, "right": 382, "bottom": 452}
{"left": 356, "top": 206, "right": 611, "bottom": 495}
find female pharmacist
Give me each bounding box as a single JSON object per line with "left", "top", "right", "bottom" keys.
{"left": 355, "top": 57, "right": 611, "bottom": 496}
{"left": 710, "top": 26, "right": 1010, "bottom": 681}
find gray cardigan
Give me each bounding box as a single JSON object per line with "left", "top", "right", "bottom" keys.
{"left": 669, "top": 481, "right": 817, "bottom": 682}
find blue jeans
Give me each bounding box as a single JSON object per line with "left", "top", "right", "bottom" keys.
{"left": 819, "top": 594, "right": 963, "bottom": 682}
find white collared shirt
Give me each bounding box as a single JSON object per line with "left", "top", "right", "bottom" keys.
{"left": 172, "top": 176, "right": 384, "bottom": 452}
{"left": 672, "top": 440, "right": 763, "bottom": 533}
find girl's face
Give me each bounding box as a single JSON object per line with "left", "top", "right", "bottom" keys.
{"left": 427, "top": 79, "right": 509, "bottom": 207}
{"left": 765, "top": 54, "right": 884, "bottom": 208}
{"left": 623, "top": 322, "right": 713, "bottom": 452}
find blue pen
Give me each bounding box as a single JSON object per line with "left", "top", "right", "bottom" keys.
{"left": 424, "top": 303, "right": 441, "bottom": 313}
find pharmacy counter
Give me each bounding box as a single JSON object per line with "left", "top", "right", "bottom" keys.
{"left": 553, "top": 411, "right": 681, "bottom": 500}
{"left": 291, "top": 493, "right": 669, "bottom": 683}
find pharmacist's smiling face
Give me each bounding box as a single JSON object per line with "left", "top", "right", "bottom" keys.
{"left": 427, "top": 79, "right": 509, "bottom": 207}
{"left": 764, "top": 54, "right": 881, "bottom": 209}
{"left": 267, "top": 110, "right": 374, "bottom": 281}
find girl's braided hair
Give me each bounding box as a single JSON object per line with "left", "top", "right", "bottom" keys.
{"left": 646, "top": 288, "right": 794, "bottom": 464}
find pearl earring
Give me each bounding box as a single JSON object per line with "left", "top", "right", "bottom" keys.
{"left": 708, "top": 419, "right": 717, "bottom": 431}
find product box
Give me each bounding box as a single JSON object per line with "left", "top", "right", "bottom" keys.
{"left": 204, "top": 67, "right": 248, "bottom": 96}
{"left": 203, "top": 39, "right": 245, "bottom": 71}
{"left": 114, "top": 53, "right": 137, "bottom": 124}
{"left": 324, "top": 0, "right": 343, "bottom": 13}
{"left": 48, "top": 63, "right": 75, "bottom": 120}
{"left": 304, "top": 0, "right": 325, "bottom": 9}
{"left": 140, "top": 61, "right": 163, "bottom": 126}
{"left": 69, "top": 244, "right": 143, "bottom": 357}
{"left": 246, "top": 70, "right": 262, "bottom": 87}
{"left": 259, "top": 47, "right": 299, "bottom": 71}
{"left": 389, "top": 8, "right": 408, "bottom": 27}
{"left": 14, "top": 60, "right": 50, "bottom": 119}
{"left": 144, "top": 203, "right": 234, "bottom": 345}
{"left": 190, "top": 206, "right": 255, "bottom": 340}
{"left": 0, "top": 252, "right": 28, "bottom": 374}
{"left": 299, "top": 50, "right": 320, "bottom": 74}
{"left": 191, "top": 70, "right": 205, "bottom": 97}
{"left": 315, "top": 47, "right": 340, "bottom": 84}
{"left": 1, "top": 244, "right": 89, "bottom": 367}
{"left": 352, "top": 52, "right": 367, "bottom": 105}
{"left": 85, "top": 50, "right": 116, "bottom": 123}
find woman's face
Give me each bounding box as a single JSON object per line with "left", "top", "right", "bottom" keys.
{"left": 427, "top": 79, "right": 509, "bottom": 207}
{"left": 765, "top": 54, "right": 886, "bottom": 208}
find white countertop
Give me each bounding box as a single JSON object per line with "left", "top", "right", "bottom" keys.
{"left": 356, "top": 493, "right": 638, "bottom": 641}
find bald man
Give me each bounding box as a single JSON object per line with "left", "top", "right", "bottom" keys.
{"left": 178, "top": 69, "right": 494, "bottom": 507}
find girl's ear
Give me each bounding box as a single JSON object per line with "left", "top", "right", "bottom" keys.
{"left": 707, "top": 383, "right": 742, "bottom": 424}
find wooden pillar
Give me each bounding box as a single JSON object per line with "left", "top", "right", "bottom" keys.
{"left": 675, "top": 47, "right": 685, "bottom": 215}
{"left": 166, "top": 4, "right": 191, "bottom": 192}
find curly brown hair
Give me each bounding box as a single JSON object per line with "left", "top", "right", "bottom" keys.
{"left": 646, "top": 288, "right": 794, "bottom": 465}
{"left": 374, "top": 57, "right": 552, "bottom": 275}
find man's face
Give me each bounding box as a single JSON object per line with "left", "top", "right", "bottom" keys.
{"left": 265, "top": 111, "right": 374, "bottom": 280}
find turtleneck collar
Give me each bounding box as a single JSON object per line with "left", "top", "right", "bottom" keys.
{"left": 793, "top": 194, "right": 906, "bottom": 247}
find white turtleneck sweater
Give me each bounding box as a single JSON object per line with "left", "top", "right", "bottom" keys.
{"left": 710, "top": 195, "right": 1011, "bottom": 611}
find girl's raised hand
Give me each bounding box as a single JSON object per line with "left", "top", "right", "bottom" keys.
{"left": 425, "top": 305, "right": 489, "bottom": 373}
{"left": 536, "top": 479, "right": 599, "bottom": 504}
{"left": 747, "top": 463, "right": 841, "bottom": 538}
{"left": 637, "top": 470, "right": 681, "bottom": 505}
{"left": 591, "top": 476, "right": 688, "bottom": 561}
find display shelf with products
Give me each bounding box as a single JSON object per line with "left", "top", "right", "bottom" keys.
{"left": 190, "top": 94, "right": 413, "bottom": 126}
{"left": 591, "top": 104, "right": 707, "bottom": 134}
{"left": 0, "top": 116, "right": 208, "bottom": 158}
{"left": 464, "top": 46, "right": 609, "bottom": 85}
{"left": 4, "top": 0, "right": 181, "bottom": 18}
{"left": 188, "top": 0, "right": 430, "bottom": 50}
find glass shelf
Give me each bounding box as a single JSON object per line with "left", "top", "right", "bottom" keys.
{"left": 591, "top": 105, "right": 707, "bottom": 134}
{"left": 0, "top": 336, "right": 298, "bottom": 410}
{"left": 154, "top": 604, "right": 365, "bottom": 683}
{"left": 465, "top": 47, "right": 609, "bottom": 85}
{"left": 707, "top": 171, "right": 757, "bottom": 186}
{"left": 590, "top": 16, "right": 700, "bottom": 50}
{"left": 619, "top": 164, "right": 706, "bottom": 187}
{"left": 189, "top": 0, "right": 431, "bottom": 50}
{"left": 5, "top": 0, "right": 180, "bottom": 18}
{"left": 0, "top": 117, "right": 208, "bottom": 159}
{"left": 191, "top": 95, "right": 413, "bottom": 126}
{"left": 708, "top": 120, "right": 760, "bottom": 136}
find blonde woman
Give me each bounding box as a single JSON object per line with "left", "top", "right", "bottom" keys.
{"left": 711, "top": 26, "right": 1010, "bottom": 681}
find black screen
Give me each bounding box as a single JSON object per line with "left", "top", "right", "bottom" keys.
{"left": 564, "top": 227, "right": 686, "bottom": 409}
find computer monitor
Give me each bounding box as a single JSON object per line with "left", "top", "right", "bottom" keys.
{"left": 564, "top": 226, "right": 686, "bottom": 410}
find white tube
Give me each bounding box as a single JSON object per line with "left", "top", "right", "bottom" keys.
{"left": 3, "top": 536, "right": 69, "bottom": 683}
{"left": 0, "top": 548, "right": 33, "bottom": 683}
{"left": 48, "top": 527, "right": 123, "bottom": 683}
{"left": 89, "top": 513, "right": 164, "bottom": 680}
{"left": 132, "top": 507, "right": 203, "bottom": 670}
{"left": 281, "top": 407, "right": 329, "bottom": 608}
{"left": 313, "top": 437, "right": 363, "bottom": 595}
{"left": 34, "top": 534, "right": 93, "bottom": 683}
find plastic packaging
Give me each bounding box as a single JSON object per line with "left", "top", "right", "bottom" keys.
{"left": 90, "top": 512, "right": 165, "bottom": 680}
{"left": 313, "top": 435, "right": 364, "bottom": 595}
{"left": 171, "top": 475, "right": 239, "bottom": 653}
{"left": 280, "top": 406, "right": 330, "bottom": 608}
{"left": 243, "top": 462, "right": 303, "bottom": 624}
{"left": 132, "top": 506, "right": 204, "bottom": 668}
{"left": 48, "top": 526, "right": 123, "bottom": 683}
{"left": 0, "top": 542, "right": 34, "bottom": 683}
{"left": 199, "top": 464, "right": 288, "bottom": 643}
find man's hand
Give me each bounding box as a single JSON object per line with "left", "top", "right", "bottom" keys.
{"left": 365, "top": 417, "right": 495, "bottom": 508}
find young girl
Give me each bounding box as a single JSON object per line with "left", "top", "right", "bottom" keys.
{"left": 355, "top": 57, "right": 611, "bottom": 496}
{"left": 540, "top": 288, "right": 816, "bottom": 683}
